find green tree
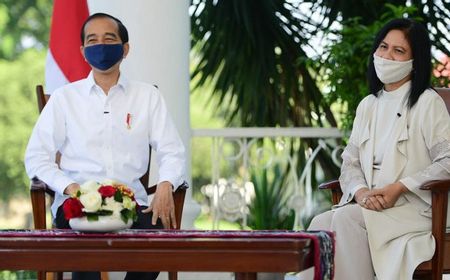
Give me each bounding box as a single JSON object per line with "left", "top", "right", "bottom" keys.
{"left": 310, "top": 2, "right": 450, "bottom": 130}
{"left": 0, "top": 270, "right": 36, "bottom": 279}
{"left": 0, "top": 49, "right": 44, "bottom": 202}
{"left": 306, "top": 0, "right": 450, "bottom": 55}
{"left": 306, "top": 0, "right": 405, "bottom": 25}
{"left": 191, "top": 0, "right": 337, "bottom": 129}
{"left": 0, "top": 0, "right": 51, "bottom": 60}
{"left": 191, "top": 0, "right": 450, "bottom": 131}
{"left": 0, "top": 0, "right": 50, "bottom": 203}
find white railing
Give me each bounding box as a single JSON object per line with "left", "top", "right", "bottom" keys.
{"left": 191, "top": 127, "right": 344, "bottom": 230}
{"left": 192, "top": 127, "right": 342, "bottom": 138}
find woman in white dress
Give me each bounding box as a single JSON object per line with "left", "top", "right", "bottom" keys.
{"left": 308, "top": 18, "right": 450, "bottom": 280}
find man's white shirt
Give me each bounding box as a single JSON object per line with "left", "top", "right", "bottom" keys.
{"left": 25, "top": 72, "right": 186, "bottom": 216}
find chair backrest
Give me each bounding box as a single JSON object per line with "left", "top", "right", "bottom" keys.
{"left": 31, "top": 85, "right": 187, "bottom": 229}
{"left": 435, "top": 87, "right": 450, "bottom": 113}
{"left": 36, "top": 85, "right": 48, "bottom": 113}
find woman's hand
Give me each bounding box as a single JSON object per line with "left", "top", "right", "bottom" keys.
{"left": 355, "top": 188, "right": 385, "bottom": 211}
{"left": 370, "top": 182, "right": 407, "bottom": 209}
{"left": 356, "top": 182, "right": 407, "bottom": 211}
{"left": 355, "top": 187, "right": 371, "bottom": 205}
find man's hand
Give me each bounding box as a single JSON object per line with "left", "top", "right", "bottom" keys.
{"left": 142, "top": 181, "right": 176, "bottom": 229}
{"left": 64, "top": 183, "right": 80, "bottom": 196}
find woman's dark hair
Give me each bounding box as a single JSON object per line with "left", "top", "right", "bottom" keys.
{"left": 80, "top": 13, "right": 129, "bottom": 45}
{"left": 367, "top": 18, "right": 431, "bottom": 108}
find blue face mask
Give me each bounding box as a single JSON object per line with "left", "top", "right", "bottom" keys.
{"left": 84, "top": 44, "right": 124, "bottom": 71}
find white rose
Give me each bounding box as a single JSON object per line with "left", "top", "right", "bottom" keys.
{"left": 80, "top": 180, "right": 100, "bottom": 193}
{"left": 101, "top": 197, "right": 123, "bottom": 217}
{"left": 122, "top": 196, "right": 136, "bottom": 210}
{"left": 79, "top": 191, "right": 102, "bottom": 213}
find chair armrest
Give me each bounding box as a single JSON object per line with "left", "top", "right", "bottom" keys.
{"left": 30, "top": 177, "right": 53, "bottom": 229}
{"left": 319, "top": 180, "right": 342, "bottom": 205}
{"left": 419, "top": 179, "right": 450, "bottom": 232}
{"left": 419, "top": 179, "right": 450, "bottom": 275}
{"left": 318, "top": 180, "right": 340, "bottom": 190}
{"left": 420, "top": 179, "right": 450, "bottom": 192}
{"left": 31, "top": 177, "right": 55, "bottom": 196}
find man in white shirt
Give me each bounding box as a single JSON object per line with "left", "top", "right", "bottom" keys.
{"left": 25, "top": 12, "right": 185, "bottom": 280}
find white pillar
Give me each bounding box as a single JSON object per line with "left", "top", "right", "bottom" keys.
{"left": 87, "top": 0, "right": 199, "bottom": 229}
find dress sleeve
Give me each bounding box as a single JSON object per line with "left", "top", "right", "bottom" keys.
{"left": 338, "top": 99, "right": 370, "bottom": 204}
{"left": 400, "top": 94, "right": 450, "bottom": 191}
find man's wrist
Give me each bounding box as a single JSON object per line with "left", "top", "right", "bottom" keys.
{"left": 157, "top": 181, "right": 173, "bottom": 191}
{"left": 64, "top": 183, "right": 80, "bottom": 196}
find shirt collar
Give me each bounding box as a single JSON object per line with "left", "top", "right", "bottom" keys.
{"left": 116, "top": 72, "right": 129, "bottom": 91}
{"left": 382, "top": 80, "right": 411, "bottom": 93}
{"left": 380, "top": 80, "right": 411, "bottom": 100}
{"left": 84, "top": 71, "right": 130, "bottom": 96}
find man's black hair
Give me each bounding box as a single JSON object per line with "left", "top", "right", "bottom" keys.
{"left": 80, "top": 13, "right": 129, "bottom": 45}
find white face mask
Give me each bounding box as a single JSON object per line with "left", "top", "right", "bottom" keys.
{"left": 373, "top": 54, "right": 413, "bottom": 84}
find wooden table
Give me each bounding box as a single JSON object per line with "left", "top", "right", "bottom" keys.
{"left": 0, "top": 230, "right": 330, "bottom": 280}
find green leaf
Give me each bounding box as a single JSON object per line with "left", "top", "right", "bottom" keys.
{"left": 86, "top": 214, "right": 99, "bottom": 222}
{"left": 84, "top": 210, "right": 113, "bottom": 222}
{"left": 114, "top": 190, "right": 123, "bottom": 202}
{"left": 120, "top": 208, "right": 137, "bottom": 224}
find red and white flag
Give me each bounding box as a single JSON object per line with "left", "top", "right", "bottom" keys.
{"left": 45, "top": 0, "right": 91, "bottom": 94}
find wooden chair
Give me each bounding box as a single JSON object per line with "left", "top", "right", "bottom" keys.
{"left": 319, "top": 88, "right": 450, "bottom": 280}
{"left": 30, "top": 85, "right": 188, "bottom": 280}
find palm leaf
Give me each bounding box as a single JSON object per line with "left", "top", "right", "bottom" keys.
{"left": 191, "top": 0, "right": 337, "bottom": 128}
